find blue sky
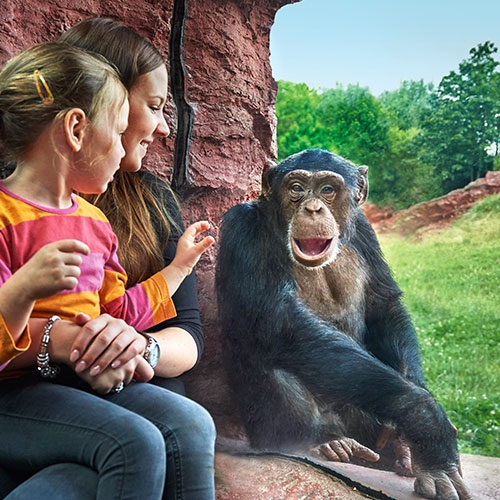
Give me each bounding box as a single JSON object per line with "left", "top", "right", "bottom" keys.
{"left": 270, "top": 0, "right": 500, "bottom": 96}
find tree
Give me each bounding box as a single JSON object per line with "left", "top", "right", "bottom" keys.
{"left": 275, "top": 81, "right": 324, "bottom": 160}
{"left": 275, "top": 42, "right": 500, "bottom": 208}
{"left": 380, "top": 80, "right": 434, "bottom": 131}
{"left": 316, "top": 84, "right": 389, "bottom": 166}
{"left": 316, "top": 84, "right": 392, "bottom": 204}
{"left": 419, "top": 42, "right": 500, "bottom": 193}
{"left": 377, "top": 81, "right": 439, "bottom": 208}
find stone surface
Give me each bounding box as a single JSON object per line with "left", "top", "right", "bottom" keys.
{"left": 215, "top": 451, "right": 500, "bottom": 500}
{"left": 215, "top": 452, "right": 370, "bottom": 500}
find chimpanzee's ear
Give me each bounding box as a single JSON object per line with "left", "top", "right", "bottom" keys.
{"left": 260, "top": 162, "right": 275, "bottom": 200}
{"left": 355, "top": 166, "right": 369, "bottom": 205}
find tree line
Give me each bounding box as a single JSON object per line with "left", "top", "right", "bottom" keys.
{"left": 276, "top": 42, "right": 500, "bottom": 209}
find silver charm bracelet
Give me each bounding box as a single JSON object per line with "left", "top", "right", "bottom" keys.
{"left": 37, "top": 315, "right": 61, "bottom": 378}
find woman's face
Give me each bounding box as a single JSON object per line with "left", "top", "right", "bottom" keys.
{"left": 120, "top": 65, "right": 170, "bottom": 172}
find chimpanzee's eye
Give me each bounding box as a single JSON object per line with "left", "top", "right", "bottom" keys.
{"left": 321, "top": 185, "right": 335, "bottom": 198}
{"left": 289, "top": 182, "right": 305, "bottom": 201}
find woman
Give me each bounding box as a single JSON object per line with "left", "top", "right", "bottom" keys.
{"left": 0, "top": 18, "right": 216, "bottom": 500}
{"left": 60, "top": 18, "right": 206, "bottom": 386}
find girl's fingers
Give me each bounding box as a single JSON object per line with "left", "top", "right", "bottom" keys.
{"left": 55, "top": 239, "right": 90, "bottom": 256}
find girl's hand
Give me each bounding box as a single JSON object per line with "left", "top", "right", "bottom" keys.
{"left": 0, "top": 240, "right": 90, "bottom": 341}
{"left": 22, "top": 239, "right": 90, "bottom": 299}
{"left": 69, "top": 313, "right": 147, "bottom": 376}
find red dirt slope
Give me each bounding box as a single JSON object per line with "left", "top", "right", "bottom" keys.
{"left": 363, "top": 171, "right": 500, "bottom": 236}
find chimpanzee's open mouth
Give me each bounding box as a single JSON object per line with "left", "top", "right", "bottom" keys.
{"left": 292, "top": 238, "right": 333, "bottom": 259}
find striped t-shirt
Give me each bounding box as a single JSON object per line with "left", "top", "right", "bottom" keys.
{"left": 0, "top": 182, "right": 176, "bottom": 369}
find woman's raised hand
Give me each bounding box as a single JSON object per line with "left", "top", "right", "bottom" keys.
{"left": 174, "top": 221, "right": 215, "bottom": 276}
{"left": 160, "top": 221, "right": 214, "bottom": 296}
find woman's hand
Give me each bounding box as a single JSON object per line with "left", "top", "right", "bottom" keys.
{"left": 173, "top": 221, "right": 215, "bottom": 277}
{"left": 69, "top": 313, "right": 147, "bottom": 376}
{"left": 79, "top": 355, "right": 154, "bottom": 394}
{"left": 47, "top": 316, "right": 153, "bottom": 390}
{"left": 161, "top": 221, "right": 214, "bottom": 296}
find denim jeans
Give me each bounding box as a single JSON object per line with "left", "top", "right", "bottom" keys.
{"left": 3, "top": 464, "right": 98, "bottom": 500}
{"left": 0, "top": 373, "right": 216, "bottom": 500}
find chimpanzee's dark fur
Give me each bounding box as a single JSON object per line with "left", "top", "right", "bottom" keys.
{"left": 215, "top": 149, "right": 460, "bottom": 479}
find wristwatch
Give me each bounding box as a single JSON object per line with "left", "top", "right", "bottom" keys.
{"left": 139, "top": 332, "right": 160, "bottom": 368}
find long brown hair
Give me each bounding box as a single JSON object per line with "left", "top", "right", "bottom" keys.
{"left": 59, "top": 18, "right": 177, "bottom": 285}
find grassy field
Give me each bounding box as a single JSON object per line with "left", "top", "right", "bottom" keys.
{"left": 378, "top": 194, "right": 500, "bottom": 458}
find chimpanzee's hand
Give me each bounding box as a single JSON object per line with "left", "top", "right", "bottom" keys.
{"left": 313, "top": 437, "right": 380, "bottom": 463}
{"left": 414, "top": 469, "right": 474, "bottom": 500}
{"left": 392, "top": 439, "right": 413, "bottom": 476}
{"left": 376, "top": 425, "right": 413, "bottom": 476}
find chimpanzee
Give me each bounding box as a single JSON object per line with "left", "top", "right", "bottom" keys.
{"left": 215, "top": 149, "right": 472, "bottom": 500}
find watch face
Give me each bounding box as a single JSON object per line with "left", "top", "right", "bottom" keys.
{"left": 148, "top": 342, "right": 160, "bottom": 368}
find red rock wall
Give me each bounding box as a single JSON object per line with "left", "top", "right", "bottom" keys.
{"left": 0, "top": 0, "right": 299, "bottom": 434}
{"left": 180, "top": 0, "right": 297, "bottom": 433}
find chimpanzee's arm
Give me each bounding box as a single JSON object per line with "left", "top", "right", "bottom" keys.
{"left": 351, "top": 212, "right": 426, "bottom": 387}
{"left": 216, "top": 201, "right": 294, "bottom": 348}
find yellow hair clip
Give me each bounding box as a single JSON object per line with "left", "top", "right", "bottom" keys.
{"left": 33, "top": 69, "right": 54, "bottom": 105}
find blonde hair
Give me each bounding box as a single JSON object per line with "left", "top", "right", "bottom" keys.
{"left": 0, "top": 41, "right": 127, "bottom": 161}
{"left": 61, "top": 18, "right": 178, "bottom": 285}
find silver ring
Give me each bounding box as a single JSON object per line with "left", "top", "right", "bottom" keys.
{"left": 111, "top": 381, "right": 124, "bottom": 393}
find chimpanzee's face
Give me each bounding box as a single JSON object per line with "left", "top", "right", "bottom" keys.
{"left": 280, "top": 169, "right": 350, "bottom": 268}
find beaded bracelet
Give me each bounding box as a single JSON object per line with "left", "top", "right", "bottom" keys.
{"left": 36, "top": 315, "right": 61, "bottom": 378}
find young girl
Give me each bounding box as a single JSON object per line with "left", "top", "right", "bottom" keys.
{"left": 0, "top": 41, "right": 214, "bottom": 499}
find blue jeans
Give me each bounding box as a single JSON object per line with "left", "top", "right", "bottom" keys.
{"left": 0, "top": 373, "right": 215, "bottom": 500}
{"left": 3, "top": 464, "right": 98, "bottom": 500}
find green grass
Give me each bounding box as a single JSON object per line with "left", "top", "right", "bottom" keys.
{"left": 378, "top": 194, "right": 500, "bottom": 457}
